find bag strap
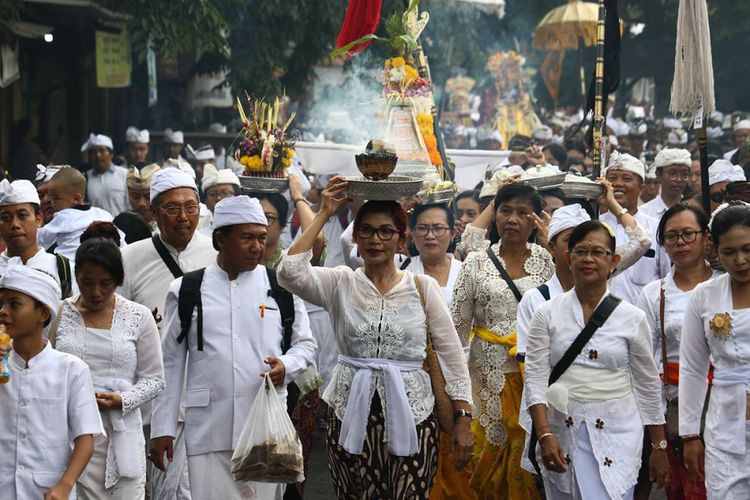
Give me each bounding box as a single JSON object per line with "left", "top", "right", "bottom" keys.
{"left": 659, "top": 279, "right": 669, "bottom": 391}
{"left": 528, "top": 293, "right": 622, "bottom": 475}
{"left": 176, "top": 268, "right": 206, "bottom": 350}
{"left": 413, "top": 275, "right": 432, "bottom": 349}
{"left": 399, "top": 257, "right": 412, "bottom": 271}
{"left": 537, "top": 283, "right": 551, "bottom": 302}
{"left": 55, "top": 253, "right": 72, "bottom": 299}
{"left": 152, "top": 235, "right": 183, "bottom": 279}
{"left": 47, "top": 302, "right": 65, "bottom": 348}
{"left": 266, "top": 267, "right": 295, "bottom": 354}
{"left": 485, "top": 248, "right": 523, "bottom": 302}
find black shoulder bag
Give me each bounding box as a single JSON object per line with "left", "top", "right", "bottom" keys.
{"left": 485, "top": 248, "right": 523, "bottom": 302}
{"left": 528, "top": 294, "right": 622, "bottom": 475}
{"left": 151, "top": 235, "right": 183, "bottom": 278}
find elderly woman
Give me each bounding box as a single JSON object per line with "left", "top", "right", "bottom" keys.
{"left": 680, "top": 202, "right": 750, "bottom": 498}
{"left": 451, "top": 182, "right": 554, "bottom": 499}
{"left": 637, "top": 204, "right": 714, "bottom": 500}
{"left": 276, "top": 176, "right": 473, "bottom": 499}
{"left": 52, "top": 222, "right": 164, "bottom": 499}
{"left": 525, "top": 220, "right": 668, "bottom": 499}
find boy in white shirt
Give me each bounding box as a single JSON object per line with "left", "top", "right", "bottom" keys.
{"left": 0, "top": 259, "right": 103, "bottom": 499}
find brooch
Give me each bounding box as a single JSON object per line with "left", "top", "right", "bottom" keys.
{"left": 709, "top": 312, "right": 732, "bottom": 340}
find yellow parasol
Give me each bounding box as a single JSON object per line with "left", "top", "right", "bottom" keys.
{"left": 532, "top": 0, "right": 621, "bottom": 104}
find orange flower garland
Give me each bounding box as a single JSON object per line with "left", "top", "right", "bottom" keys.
{"left": 417, "top": 113, "right": 442, "bottom": 167}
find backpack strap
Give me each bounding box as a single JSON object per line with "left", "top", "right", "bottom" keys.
{"left": 399, "top": 257, "right": 412, "bottom": 271}
{"left": 152, "top": 235, "right": 184, "bottom": 279}
{"left": 528, "top": 294, "right": 622, "bottom": 475}
{"left": 265, "top": 267, "right": 295, "bottom": 353}
{"left": 537, "top": 283, "right": 551, "bottom": 302}
{"left": 176, "top": 268, "right": 206, "bottom": 351}
{"left": 55, "top": 253, "right": 72, "bottom": 299}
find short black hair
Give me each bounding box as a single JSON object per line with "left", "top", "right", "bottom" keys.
{"left": 113, "top": 211, "right": 152, "bottom": 244}
{"left": 710, "top": 202, "right": 750, "bottom": 246}
{"left": 657, "top": 202, "right": 709, "bottom": 246}
{"left": 542, "top": 143, "right": 568, "bottom": 166}
{"left": 246, "top": 192, "right": 289, "bottom": 229}
{"left": 408, "top": 203, "right": 455, "bottom": 230}
{"left": 456, "top": 190, "right": 481, "bottom": 205}
{"left": 542, "top": 188, "right": 566, "bottom": 205}
{"left": 494, "top": 183, "right": 544, "bottom": 215}
{"left": 212, "top": 225, "right": 234, "bottom": 251}
{"left": 568, "top": 220, "right": 616, "bottom": 253}
{"left": 75, "top": 224, "right": 124, "bottom": 286}
{"left": 33, "top": 299, "right": 52, "bottom": 328}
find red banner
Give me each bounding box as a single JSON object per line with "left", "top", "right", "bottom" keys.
{"left": 335, "top": 0, "right": 384, "bottom": 54}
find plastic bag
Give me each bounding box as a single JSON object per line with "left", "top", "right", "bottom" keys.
{"left": 231, "top": 374, "right": 305, "bottom": 484}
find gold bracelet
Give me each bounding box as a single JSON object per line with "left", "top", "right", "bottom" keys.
{"left": 682, "top": 434, "right": 701, "bottom": 443}
{"left": 538, "top": 432, "right": 554, "bottom": 442}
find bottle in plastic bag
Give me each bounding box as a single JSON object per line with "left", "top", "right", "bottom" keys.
{"left": 230, "top": 374, "right": 305, "bottom": 484}
{"left": 0, "top": 325, "right": 11, "bottom": 384}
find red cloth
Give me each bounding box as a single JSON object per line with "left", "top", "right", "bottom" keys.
{"left": 335, "top": 0, "right": 383, "bottom": 54}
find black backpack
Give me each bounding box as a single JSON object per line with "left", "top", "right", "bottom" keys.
{"left": 55, "top": 253, "right": 72, "bottom": 299}
{"left": 175, "top": 266, "right": 295, "bottom": 353}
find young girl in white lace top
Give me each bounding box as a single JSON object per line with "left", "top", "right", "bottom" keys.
{"left": 53, "top": 222, "right": 164, "bottom": 499}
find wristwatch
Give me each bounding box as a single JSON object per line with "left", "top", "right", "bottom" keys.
{"left": 652, "top": 440, "right": 668, "bottom": 451}
{"left": 454, "top": 409, "right": 473, "bottom": 420}
{"left": 615, "top": 207, "right": 629, "bottom": 219}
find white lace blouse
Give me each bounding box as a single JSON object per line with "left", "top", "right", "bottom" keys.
{"left": 451, "top": 242, "right": 554, "bottom": 445}
{"left": 276, "top": 250, "right": 473, "bottom": 428}
{"left": 54, "top": 294, "right": 165, "bottom": 488}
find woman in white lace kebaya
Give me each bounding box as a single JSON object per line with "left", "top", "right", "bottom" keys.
{"left": 451, "top": 182, "right": 554, "bottom": 499}
{"left": 680, "top": 202, "right": 750, "bottom": 498}
{"left": 525, "top": 221, "right": 668, "bottom": 499}
{"left": 277, "top": 177, "right": 473, "bottom": 499}
{"left": 52, "top": 222, "right": 165, "bottom": 499}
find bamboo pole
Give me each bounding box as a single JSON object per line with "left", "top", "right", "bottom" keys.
{"left": 590, "top": 0, "right": 607, "bottom": 181}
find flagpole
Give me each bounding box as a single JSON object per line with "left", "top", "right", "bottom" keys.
{"left": 590, "top": 0, "right": 607, "bottom": 181}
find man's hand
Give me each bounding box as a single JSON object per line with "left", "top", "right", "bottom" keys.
{"left": 149, "top": 436, "right": 175, "bottom": 471}
{"left": 262, "top": 356, "right": 286, "bottom": 387}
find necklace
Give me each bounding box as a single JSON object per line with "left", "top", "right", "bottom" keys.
{"left": 77, "top": 299, "right": 114, "bottom": 329}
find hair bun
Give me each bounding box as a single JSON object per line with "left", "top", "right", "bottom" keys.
{"left": 80, "top": 221, "right": 121, "bottom": 247}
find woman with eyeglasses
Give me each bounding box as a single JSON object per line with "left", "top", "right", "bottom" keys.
{"left": 679, "top": 202, "right": 750, "bottom": 498}
{"left": 451, "top": 182, "right": 554, "bottom": 499}
{"left": 277, "top": 176, "right": 473, "bottom": 499}
{"left": 525, "top": 220, "right": 668, "bottom": 500}
{"left": 636, "top": 204, "right": 715, "bottom": 500}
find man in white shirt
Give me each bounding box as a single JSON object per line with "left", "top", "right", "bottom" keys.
{"left": 126, "top": 163, "right": 161, "bottom": 233}
{"left": 82, "top": 133, "right": 130, "bottom": 216}
{"left": 0, "top": 179, "right": 75, "bottom": 297}
{"left": 601, "top": 151, "right": 670, "bottom": 304}
{"left": 640, "top": 148, "right": 692, "bottom": 221}
{"left": 723, "top": 119, "right": 750, "bottom": 161}
{"left": 125, "top": 126, "right": 150, "bottom": 167}
{"left": 164, "top": 128, "right": 185, "bottom": 161}
{"left": 198, "top": 164, "right": 239, "bottom": 236}
{"left": 150, "top": 195, "right": 316, "bottom": 500}
{"left": 118, "top": 167, "right": 216, "bottom": 500}
{"left": 186, "top": 144, "right": 215, "bottom": 187}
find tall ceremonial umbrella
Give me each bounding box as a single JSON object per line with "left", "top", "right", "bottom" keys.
{"left": 532, "top": 0, "right": 608, "bottom": 106}
{"left": 669, "top": 0, "right": 715, "bottom": 214}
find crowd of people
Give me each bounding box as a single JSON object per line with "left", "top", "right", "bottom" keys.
{"left": 0, "top": 114, "right": 749, "bottom": 500}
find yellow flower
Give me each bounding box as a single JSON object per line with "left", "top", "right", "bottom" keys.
{"left": 240, "top": 155, "right": 264, "bottom": 173}
{"left": 710, "top": 312, "right": 733, "bottom": 340}
{"left": 281, "top": 148, "right": 295, "bottom": 168}
{"left": 392, "top": 57, "right": 406, "bottom": 68}
{"left": 404, "top": 65, "right": 419, "bottom": 79}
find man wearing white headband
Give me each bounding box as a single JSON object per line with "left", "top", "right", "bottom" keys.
{"left": 0, "top": 179, "right": 75, "bottom": 298}
{"left": 81, "top": 132, "right": 130, "bottom": 217}
{"left": 185, "top": 144, "right": 215, "bottom": 186}
{"left": 35, "top": 164, "right": 63, "bottom": 224}
{"left": 125, "top": 126, "right": 150, "bottom": 166}
{"left": 163, "top": 128, "right": 185, "bottom": 161}
{"left": 641, "top": 148, "right": 692, "bottom": 220}
{"left": 151, "top": 196, "right": 315, "bottom": 499}
{"left": 602, "top": 151, "right": 670, "bottom": 304}
{"left": 723, "top": 119, "right": 750, "bottom": 161}
{"left": 708, "top": 159, "right": 747, "bottom": 212}
{"left": 119, "top": 168, "right": 215, "bottom": 499}
{"left": 0, "top": 258, "right": 103, "bottom": 500}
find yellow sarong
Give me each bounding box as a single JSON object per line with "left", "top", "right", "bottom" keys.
{"left": 467, "top": 327, "right": 539, "bottom": 500}
{"left": 472, "top": 326, "right": 524, "bottom": 375}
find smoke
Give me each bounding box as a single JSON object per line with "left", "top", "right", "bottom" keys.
{"left": 300, "top": 52, "right": 386, "bottom": 146}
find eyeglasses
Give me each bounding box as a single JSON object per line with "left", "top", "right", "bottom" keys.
{"left": 158, "top": 204, "right": 200, "bottom": 217}
{"left": 570, "top": 248, "right": 613, "bottom": 259}
{"left": 710, "top": 191, "right": 727, "bottom": 203}
{"left": 264, "top": 213, "right": 279, "bottom": 226}
{"left": 412, "top": 225, "right": 451, "bottom": 237}
{"left": 356, "top": 225, "right": 399, "bottom": 241}
{"left": 206, "top": 189, "right": 235, "bottom": 201}
{"left": 663, "top": 230, "right": 701, "bottom": 246}
{"left": 666, "top": 172, "right": 690, "bottom": 181}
